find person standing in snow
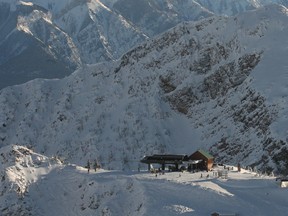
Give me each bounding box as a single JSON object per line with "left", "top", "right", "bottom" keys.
{"left": 93, "top": 160, "right": 97, "bottom": 172}
{"left": 237, "top": 163, "right": 241, "bottom": 172}
{"left": 87, "top": 160, "right": 91, "bottom": 173}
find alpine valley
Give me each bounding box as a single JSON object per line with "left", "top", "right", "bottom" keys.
{"left": 1, "top": 1, "right": 288, "bottom": 216}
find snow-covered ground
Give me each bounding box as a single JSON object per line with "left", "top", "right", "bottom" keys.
{"left": 1, "top": 145, "right": 288, "bottom": 215}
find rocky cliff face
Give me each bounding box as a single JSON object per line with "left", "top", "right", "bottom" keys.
{"left": 1, "top": 5, "right": 288, "bottom": 174}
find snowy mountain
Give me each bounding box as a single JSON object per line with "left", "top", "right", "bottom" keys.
{"left": 2, "top": 3, "right": 288, "bottom": 215}
{"left": 195, "top": 0, "right": 288, "bottom": 15}
{"left": 2, "top": 0, "right": 288, "bottom": 89}
{"left": 1, "top": 4, "right": 288, "bottom": 176}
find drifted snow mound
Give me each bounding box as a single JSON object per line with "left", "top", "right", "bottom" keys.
{"left": 0, "top": 145, "right": 63, "bottom": 215}
{"left": 0, "top": 145, "right": 146, "bottom": 216}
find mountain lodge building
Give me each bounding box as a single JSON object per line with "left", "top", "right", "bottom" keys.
{"left": 140, "top": 149, "right": 214, "bottom": 172}
{"left": 188, "top": 149, "right": 214, "bottom": 171}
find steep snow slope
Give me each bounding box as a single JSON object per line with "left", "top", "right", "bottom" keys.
{"left": 1, "top": 5, "right": 288, "bottom": 174}
{"left": 0, "top": 1, "right": 82, "bottom": 89}
{"left": 0, "top": 0, "right": 146, "bottom": 89}
{"left": 111, "top": 0, "right": 213, "bottom": 36}
{"left": 195, "top": 0, "right": 288, "bottom": 15}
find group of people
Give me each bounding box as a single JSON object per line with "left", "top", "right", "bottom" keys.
{"left": 86, "top": 159, "right": 98, "bottom": 173}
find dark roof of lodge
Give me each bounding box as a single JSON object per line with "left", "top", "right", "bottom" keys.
{"left": 140, "top": 150, "right": 214, "bottom": 165}
{"left": 141, "top": 154, "right": 188, "bottom": 164}
{"left": 190, "top": 149, "right": 214, "bottom": 160}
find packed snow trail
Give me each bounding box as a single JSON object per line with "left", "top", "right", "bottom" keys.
{"left": 134, "top": 170, "right": 288, "bottom": 216}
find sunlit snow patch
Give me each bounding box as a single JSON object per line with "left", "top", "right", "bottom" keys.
{"left": 19, "top": 1, "right": 33, "bottom": 6}
{"left": 164, "top": 204, "right": 194, "bottom": 214}
{"left": 193, "top": 181, "right": 234, "bottom": 197}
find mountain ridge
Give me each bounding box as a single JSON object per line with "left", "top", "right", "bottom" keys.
{"left": 2, "top": 0, "right": 288, "bottom": 89}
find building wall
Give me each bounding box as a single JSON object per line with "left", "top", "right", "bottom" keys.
{"left": 207, "top": 158, "right": 213, "bottom": 171}
{"left": 190, "top": 151, "right": 214, "bottom": 171}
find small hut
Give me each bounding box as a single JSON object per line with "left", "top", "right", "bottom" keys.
{"left": 189, "top": 149, "right": 214, "bottom": 171}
